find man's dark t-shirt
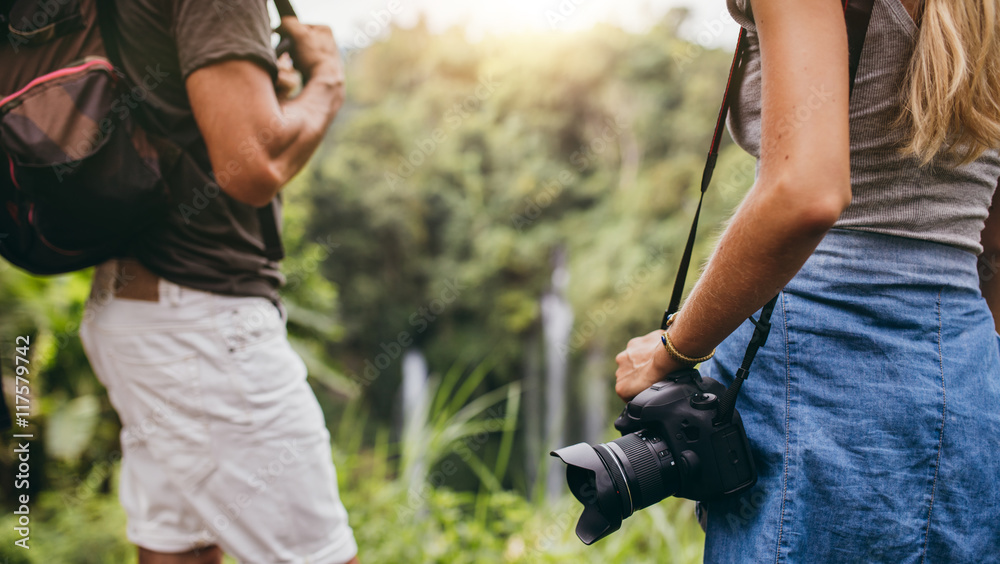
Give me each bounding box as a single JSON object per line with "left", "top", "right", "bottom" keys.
{"left": 114, "top": 0, "right": 285, "bottom": 301}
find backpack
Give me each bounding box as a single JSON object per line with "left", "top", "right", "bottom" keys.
{"left": 0, "top": 0, "right": 181, "bottom": 274}
{"left": 0, "top": 0, "right": 285, "bottom": 275}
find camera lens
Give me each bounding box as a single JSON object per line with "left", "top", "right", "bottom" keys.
{"left": 551, "top": 430, "right": 681, "bottom": 545}
{"left": 601, "top": 430, "right": 680, "bottom": 513}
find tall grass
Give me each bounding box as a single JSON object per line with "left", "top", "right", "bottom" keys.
{"left": 0, "top": 357, "right": 705, "bottom": 563}
{"left": 335, "top": 356, "right": 706, "bottom": 563}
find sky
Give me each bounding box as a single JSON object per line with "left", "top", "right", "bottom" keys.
{"left": 280, "top": 0, "right": 741, "bottom": 50}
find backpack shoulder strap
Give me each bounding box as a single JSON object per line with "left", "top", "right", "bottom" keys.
{"left": 97, "top": 0, "right": 286, "bottom": 262}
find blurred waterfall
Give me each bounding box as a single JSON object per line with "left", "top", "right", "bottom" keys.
{"left": 401, "top": 349, "right": 430, "bottom": 436}
{"left": 400, "top": 349, "right": 430, "bottom": 490}
{"left": 542, "top": 247, "right": 574, "bottom": 501}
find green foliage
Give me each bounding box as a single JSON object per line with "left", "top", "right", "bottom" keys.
{"left": 0, "top": 485, "right": 133, "bottom": 563}
{"left": 0, "top": 369, "right": 702, "bottom": 564}
{"left": 307, "top": 19, "right": 754, "bottom": 432}
{"left": 341, "top": 471, "right": 704, "bottom": 563}
{"left": 0, "top": 450, "right": 703, "bottom": 564}
{"left": 0, "top": 11, "right": 750, "bottom": 563}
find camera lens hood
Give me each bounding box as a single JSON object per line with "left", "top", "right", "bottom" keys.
{"left": 550, "top": 443, "right": 626, "bottom": 545}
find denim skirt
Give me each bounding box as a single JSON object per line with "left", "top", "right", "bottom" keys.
{"left": 701, "top": 228, "right": 1000, "bottom": 563}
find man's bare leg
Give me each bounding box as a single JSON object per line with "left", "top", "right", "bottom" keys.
{"left": 138, "top": 546, "right": 223, "bottom": 564}
{"left": 140, "top": 546, "right": 359, "bottom": 564}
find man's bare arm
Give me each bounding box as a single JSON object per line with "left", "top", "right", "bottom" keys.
{"left": 185, "top": 17, "right": 345, "bottom": 207}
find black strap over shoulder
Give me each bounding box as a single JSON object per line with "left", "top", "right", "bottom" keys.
{"left": 258, "top": 202, "right": 285, "bottom": 261}
{"left": 663, "top": 0, "right": 875, "bottom": 423}
{"left": 664, "top": 28, "right": 749, "bottom": 323}
{"left": 664, "top": 0, "right": 874, "bottom": 326}
{"left": 846, "top": 0, "right": 876, "bottom": 95}
{"left": 258, "top": 0, "right": 297, "bottom": 262}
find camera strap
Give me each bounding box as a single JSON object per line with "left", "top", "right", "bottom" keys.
{"left": 661, "top": 0, "right": 874, "bottom": 424}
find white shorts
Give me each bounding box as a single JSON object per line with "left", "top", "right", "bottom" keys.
{"left": 80, "top": 275, "right": 358, "bottom": 563}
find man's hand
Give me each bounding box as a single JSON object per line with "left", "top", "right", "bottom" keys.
{"left": 274, "top": 53, "right": 302, "bottom": 101}
{"left": 277, "top": 16, "right": 344, "bottom": 84}
{"left": 614, "top": 330, "right": 684, "bottom": 401}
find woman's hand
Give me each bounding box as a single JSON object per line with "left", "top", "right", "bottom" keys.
{"left": 614, "top": 330, "right": 685, "bottom": 401}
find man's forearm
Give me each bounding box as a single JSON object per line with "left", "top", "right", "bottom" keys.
{"left": 186, "top": 57, "right": 345, "bottom": 208}
{"left": 263, "top": 66, "right": 345, "bottom": 196}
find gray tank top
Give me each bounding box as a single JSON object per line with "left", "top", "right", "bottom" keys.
{"left": 726, "top": 0, "right": 1000, "bottom": 254}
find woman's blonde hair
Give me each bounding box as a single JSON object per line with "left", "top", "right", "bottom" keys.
{"left": 902, "top": 0, "right": 1000, "bottom": 165}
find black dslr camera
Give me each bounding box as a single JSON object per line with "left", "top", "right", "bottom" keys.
{"left": 550, "top": 368, "right": 756, "bottom": 544}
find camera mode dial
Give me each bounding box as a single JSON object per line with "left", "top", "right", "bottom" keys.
{"left": 690, "top": 392, "right": 718, "bottom": 411}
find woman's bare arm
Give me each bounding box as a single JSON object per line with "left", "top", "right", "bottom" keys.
{"left": 615, "top": 0, "right": 852, "bottom": 400}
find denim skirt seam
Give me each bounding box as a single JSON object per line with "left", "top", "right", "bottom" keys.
{"left": 919, "top": 287, "right": 947, "bottom": 564}
{"left": 775, "top": 290, "right": 792, "bottom": 564}
{"left": 703, "top": 229, "right": 1000, "bottom": 561}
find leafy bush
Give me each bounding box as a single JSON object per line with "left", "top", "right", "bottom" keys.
{"left": 0, "top": 9, "right": 736, "bottom": 563}
{"left": 0, "top": 458, "right": 703, "bottom": 564}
